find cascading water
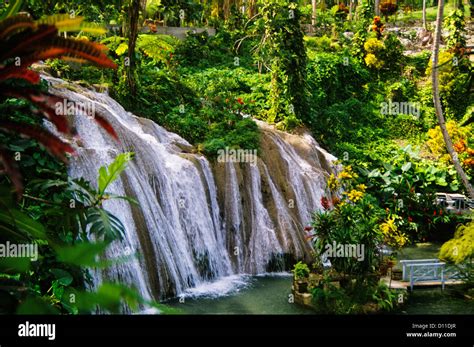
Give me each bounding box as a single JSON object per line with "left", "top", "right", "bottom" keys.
{"left": 44, "top": 75, "right": 337, "bottom": 303}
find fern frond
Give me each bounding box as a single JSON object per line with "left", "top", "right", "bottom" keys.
{"left": 137, "top": 34, "right": 177, "bottom": 62}
{"left": 19, "top": 37, "right": 116, "bottom": 68}
{"left": 0, "top": 68, "right": 40, "bottom": 84}
{"left": 0, "top": 13, "right": 34, "bottom": 40}
{"left": 35, "top": 14, "right": 106, "bottom": 35}
{"left": 3, "top": 25, "right": 57, "bottom": 59}
{"left": 36, "top": 14, "right": 83, "bottom": 30}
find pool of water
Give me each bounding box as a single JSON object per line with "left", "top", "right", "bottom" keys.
{"left": 167, "top": 274, "right": 314, "bottom": 314}
{"left": 165, "top": 273, "right": 472, "bottom": 315}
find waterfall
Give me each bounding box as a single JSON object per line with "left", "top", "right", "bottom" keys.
{"left": 44, "top": 76, "right": 337, "bottom": 302}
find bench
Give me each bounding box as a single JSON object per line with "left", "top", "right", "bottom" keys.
{"left": 400, "top": 259, "right": 446, "bottom": 291}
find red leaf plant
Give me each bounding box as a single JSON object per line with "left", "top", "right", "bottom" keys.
{"left": 0, "top": 14, "right": 118, "bottom": 196}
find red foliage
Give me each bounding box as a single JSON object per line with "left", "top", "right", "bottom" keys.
{"left": 371, "top": 16, "right": 385, "bottom": 39}
{"left": 0, "top": 14, "right": 118, "bottom": 196}
{"left": 321, "top": 196, "right": 330, "bottom": 210}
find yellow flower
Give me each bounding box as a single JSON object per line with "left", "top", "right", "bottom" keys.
{"left": 338, "top": 165, "right": 359, "bottom": 180}
{"left": 356, "top": 184, "right": 367, "bottom": 192}
{"left": 346, "top": 189, "right": 364, "bottom": 202}
{"left": 380, "top": 218, "right": 397, "bottom": 235}
{"left": 338, "top": 171, "right": 352, "bottom": 179}
{"left": 327, "top": 174, "right": 339, "bottom": 191}
{"left": 364, "top": 53, "right": 384, "bottom": 70}
{"left": 379, "top": 217, "right": 408, "bottom": 248}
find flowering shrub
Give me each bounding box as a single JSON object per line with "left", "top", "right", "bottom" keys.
{"left": 364, "top": 38, "right": 385, "bottom": 70}
{"left": 379, "top": 215, "right": 409, "bottom": 248}
{"left": 371, "top": 16, "right": 385, "bottom": 39}
{"left": 427, "top": 120, "right": 474, "bottom": 176}
{"left": 312, "top": 165, "right": 384, "bottom": 275}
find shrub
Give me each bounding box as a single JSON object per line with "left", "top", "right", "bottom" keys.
{"left": 292, "top": 261, "right": 310, "bottom": 280}
{"left": 439, "top": 220, "right": 474, "bottom": 264}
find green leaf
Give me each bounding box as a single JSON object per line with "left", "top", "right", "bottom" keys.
{"left": 16, "top": 297, "right": 60, "bottom": 315}
{"left": 0, "top": 208, "right": 47, "bottom": 240}
{"left": 368, "top": 169, "right": 381, "bottom": 178}
{"left": 106, "top": 194, "right": 138, "bottom": 205}
{"left": 435, "top": 178, "right": 448, "bottom": 186}
{"left": 98, "top": 152, "right": 134, "bottom": 195}
{"left": 63, "top": 283, "right": 179, "bottom": 314}
{"left": 449, "top": 183, "right": 459, "bottom": 191}
{"left": 0, "top": 0, "right": 23, "bottom": 20}
{"left": 86, "top": 207, "right": 125, "bottom": 241}
{"left": 0, "top": 256, "right": 31, "bottom": 273}
{"left": 50, "top": 268, "right": 73, "bottom": 286}
{"left": 55, "top": 241, "right": 109, "bottom": 267}
{"left": 383, "top": 163, "right": 394, "bottom": 171}
{"left": 401, "top": 162, "right": 412, "bottom": 172}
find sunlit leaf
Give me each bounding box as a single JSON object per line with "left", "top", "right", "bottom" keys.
{"left": 97, "top": 152, "right": 134, "bottom": 195}
{"left": 401, "top": 162, "right": 412, "bottom": 172}
{"left": 115, "top": 42, "right": 128, "bottom": 56}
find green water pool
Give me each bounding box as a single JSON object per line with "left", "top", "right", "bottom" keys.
{"left": 167, "top": 275, "right": 314, "bottom": 314}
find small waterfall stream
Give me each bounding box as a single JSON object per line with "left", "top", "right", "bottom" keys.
{"left": 45, "top": 76, "right": 337, "bottom": 302}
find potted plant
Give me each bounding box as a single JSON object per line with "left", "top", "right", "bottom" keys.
{"left": 292, "top": 261, "right": 310, "bottom": 293}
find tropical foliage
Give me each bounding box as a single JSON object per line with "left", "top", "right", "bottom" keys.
{"left": 0, "top": 0, "right": 472, "bottom": 317}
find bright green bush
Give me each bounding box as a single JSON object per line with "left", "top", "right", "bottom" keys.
{"left": 439, "top": 220, "right": 474, "bottom": 264}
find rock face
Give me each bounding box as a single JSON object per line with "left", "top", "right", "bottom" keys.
{"left": 45, "top": 75, "right": 337, "bottom": 301}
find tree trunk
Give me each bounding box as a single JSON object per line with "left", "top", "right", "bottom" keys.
{"left": 431, "top": 0, "right": 474, "bottom": 199}
{"left": 247, "top": 0, "right": 256, "bottom": 17}
{"left": 422, "top": 0, "right": 427, "bottom": 29}
{"left": 125, "top": 0, "right": 140, "bottom": 95}
{"left": 375, "top": 0, "right": 380, "bottom": 16}
{"left": 312, "top": 0, "right": 317, "bottom": 28}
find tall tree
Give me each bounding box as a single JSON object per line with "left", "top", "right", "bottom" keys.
{"left": 311, "top": 0, "right": 317, "bottom": 27}
{"left": 431, "top": 0, "right": 474, "bottom": 199}
{"left": 123, "top": 0, "right": 144, "bottom": 95}
{"left": 422, "top": 0, "right": 427, "bottom": 29}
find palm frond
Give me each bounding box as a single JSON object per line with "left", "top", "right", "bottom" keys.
{"left": 0, "top": 121, "right": 74, "bottom": 162}
{"left": 0, "top": 12, "right": 118, "bottom": 197}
